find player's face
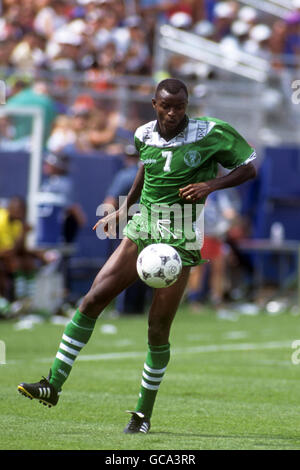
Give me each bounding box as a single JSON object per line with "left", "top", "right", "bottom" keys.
{"left": 152, "top": 89, "right": 188, "bottom": 137}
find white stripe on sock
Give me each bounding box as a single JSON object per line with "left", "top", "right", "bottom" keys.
{"left": 141, "top": 379, "right": 160, "bottom": 391}
{"left": 144, "top": 363, "right": 167, "bottom": 375}
{"left": 62, "top": 334, "right": 85, "bottom": 349}
{"left": 60, "top": 342, "right": 80, "bottom": 357}
{"left": 56, "top": 351, "right": 74, "bottom": 366}
{"left": 142, "top": 371, "right": 163, "bottom": 382}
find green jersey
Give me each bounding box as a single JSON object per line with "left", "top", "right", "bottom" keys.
{"left": 124, "top": 116, "right": 256, "bottom": 266}
{"left": 135, "top": 116, "right": 256, "bottom": 210}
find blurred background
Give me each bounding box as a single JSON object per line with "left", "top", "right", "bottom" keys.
{"left": 0, "top": 0, "right": 300, "bottom": 321}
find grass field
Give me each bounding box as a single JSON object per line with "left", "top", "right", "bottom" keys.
{"left": 1, "top": 305, "right": 300, "bottom": 450}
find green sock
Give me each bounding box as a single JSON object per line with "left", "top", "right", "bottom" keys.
{"left": 49, "top": 309, "right": 96, "bottom": 391}
{"left": 135, "top": 343, "right": 170, "bottom": 419}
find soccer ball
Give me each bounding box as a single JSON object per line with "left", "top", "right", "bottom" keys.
{"left": 136, "top": 244, "right": 182, "bottom": 288}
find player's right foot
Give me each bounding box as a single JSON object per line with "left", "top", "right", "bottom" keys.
{"left": 17, "top": 373, "right": 61, "bottom": 408}
{"left": 123, "top": 411, "right": 151, "bottom": 434}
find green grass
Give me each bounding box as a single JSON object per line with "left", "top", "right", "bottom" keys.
{"left": 1, "top": 306, "right": 300, "bottom": 450}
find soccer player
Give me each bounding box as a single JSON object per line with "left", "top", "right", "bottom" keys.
{"left": 18, "top": 78, "right": 256, "bottom": 434}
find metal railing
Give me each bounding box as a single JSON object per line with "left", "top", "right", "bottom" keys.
{"left": 237, "top": 0, "right": 293, "bottom": 18}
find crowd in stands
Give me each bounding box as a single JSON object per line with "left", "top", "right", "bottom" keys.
{"left": 0, "top": 0, "right": 299, "bottom": 156}
{"left": 1, "top": 0, "right": 299, "bottom": 79}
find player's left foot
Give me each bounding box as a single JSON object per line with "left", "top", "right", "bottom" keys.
{"left": 123, "top": 411, "right": 151, "bottom": 434}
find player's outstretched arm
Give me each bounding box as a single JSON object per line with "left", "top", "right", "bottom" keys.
{"left": 179, "top": 162, "right": 256, "bottom": 202}
{"left": 93, "top": 164, "right": 145, "bottom": 235}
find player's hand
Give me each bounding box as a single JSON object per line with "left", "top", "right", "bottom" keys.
{"left": 179, "top": 182, "right": 214, "bottom": 202}
{"left": 93, "top": 211, "right": 118, "bottom": 238}
{"left": 93, "top": 206, "right": 128, "bottom": 238}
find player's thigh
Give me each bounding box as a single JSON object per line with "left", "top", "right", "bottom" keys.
{"left": 80, "top": 237, "right": 139, "bottom": 315}
{"left": 148, "top": 266, "right": 191, "bottom": 329}
{"left": 93, "top": 237, "right": 138, "bottom": 285}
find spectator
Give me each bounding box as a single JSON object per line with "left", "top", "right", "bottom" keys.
{"left": 63, "top": 101, "right": 120, "bottom": 155}
{"left": 103, "top": 143, "right": 140, "bottom": 210}
{"left": 269, "top": 20, "right": 288, "bottom": 70}
{"left": 9, "top": 32, "right": 47, "bottom": 69}
{"left": 46, "top": 26, "right": 83, "bottom": 71}
{"left": 213, "top": 1, "right": 237, "bottom": 41}
{"left": 33, "top": 0, "right": 68, "bottom": 39}
{"left": 122, "top": 17, "right": 151, "bottom": 74}
{"left": 37, "top": 152, "right": 86, "bottom": 297}
{"left": 283, "top": 11, "right": 300, "bottom": 67}
{"left": 246, "top": 24, "right": 272, "bottom": 59}
{"left": 93, "top": 3, "right": 128, "bottom": 54}
{"left": 0, "top": 196, "right": 45, "bottom": 302}
{"left": 40, "top": 152, "right": 86, "bottom": 244}
{"left": 187, "top": 187, "right": 239, "bottom": 310}
{"left": 6, "top": 81, "right": 57, "bottom": 146}
{"left": 46, "top": 115, "right": 76, "bottom": 153}
{"left": 85, "top": 109, "right": 119, "bottom": 151}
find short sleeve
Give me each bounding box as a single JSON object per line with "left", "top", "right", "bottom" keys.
{"left": 134, "top": 134, "right": 142, "bottom": 153}
{"left": 213, "top": 122, "right": 256, "bottom": 170}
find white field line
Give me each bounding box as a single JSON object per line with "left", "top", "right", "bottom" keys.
{"left": 36, "top": 340, "right": 292, "bottom": 364}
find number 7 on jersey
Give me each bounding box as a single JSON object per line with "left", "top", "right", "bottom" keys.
{"left": 162, "top": 151, "right": 173, "bottom": 172}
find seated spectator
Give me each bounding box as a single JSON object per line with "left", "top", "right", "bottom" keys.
{"left": 122, "top": 16, "right": 151, "bottom": 74}
{"left": 33, "top": 0, "right": 68, "bottom": 39}
{"left": 40, "top": 152, "right": 86, "bottom": 244}
{"left": 47, "top": 115, "right": 76, "bottom": 153}
{"left": 85, "top": 109, "right": 119, "bottom": 151}
{"left": 269, "top": 20, "right": 288, "bottom": 70}
{"left": 46, "top": 26, "right": 83, "bottom": 71}
{"left": 283, "top": 11, "right": 300, "bottom": 67}
{"left": 63, "top": 101, "right": 120, "bottom": 155}
{"left": 9, "top": 32, "right": 47, "bottom": 69}
{"left": 186, "top": 187, "right": 240, "bottom": 310}
{"left": 213, "top": 1, "right": 237, "bottom": 42}
{"left": 37, "top": 152, "right": 86, "bottom": 297}
{"left": 0, "top": 196, "right": 46, "bottom": 302}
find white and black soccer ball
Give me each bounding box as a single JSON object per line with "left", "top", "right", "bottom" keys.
{"left": 136, "top": 243, "right": 182, "bottom": 288}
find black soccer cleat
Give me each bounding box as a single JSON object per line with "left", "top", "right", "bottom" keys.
{"left": 17, "top": 372, "right": 61, "bottom": 408}
{"left": 123, "top": 411, "right": 151, "bottom": 434}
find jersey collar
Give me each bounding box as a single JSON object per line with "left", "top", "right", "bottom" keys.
{"left": 154, "top": 115, "right": 189, "bottom": 143}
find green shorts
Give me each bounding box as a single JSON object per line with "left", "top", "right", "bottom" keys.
{"left": 123, "top": 213, "right": 205, "bottom": 267}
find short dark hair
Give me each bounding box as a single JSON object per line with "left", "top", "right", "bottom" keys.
{"left": 155, "top": 78, "right": 188, "bottom": 99}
